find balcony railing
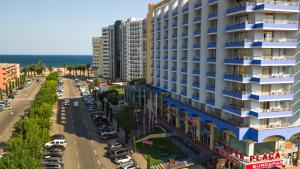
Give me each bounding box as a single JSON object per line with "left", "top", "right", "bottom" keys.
{"left": 227, "top": 38, "right": 297, "bottom": 43}
{"left": 225, "top": 73, "right": 293, "bottom": 78}
{"left": 252, "top": 107, "right": 291, "bottom": 113}
{"left": 228, "top": 19, "right": 298, "bottom": 27}
{"left": 256, "top": 0, "right": 299, "bottom": 6}
{"left": 194, "top": 2, "right": 202, "bottom": 9}
{"left": 227, "top": 55, "right": 294, "bottom": 60}
{"left": 250, "top": 123, "right": 297, "bottom": 130}
{"left": 252, "top": 91, "right": 293, "bottom": 96}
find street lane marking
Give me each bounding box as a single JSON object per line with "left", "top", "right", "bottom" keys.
{"left": 97, "top": 160, "right": 101, "bottom": 166}
{"left": 74, "top": 140, "right": 77, "bottom": 145}
{"left": 94, "top": 150, "right": 97, "bottom": 155}
{"left": 76, "top": 151, "right": 78, "bottom": 157}
{"left": 77, "top": 162, "right": 80, "bottom": 169}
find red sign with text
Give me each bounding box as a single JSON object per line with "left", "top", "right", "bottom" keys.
{"left": 245, "top": 160, "right": 283, "bottom": 169}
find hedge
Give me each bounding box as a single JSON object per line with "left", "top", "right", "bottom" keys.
{"left": 0, "top": 73, "right": 58, "bottom": 169}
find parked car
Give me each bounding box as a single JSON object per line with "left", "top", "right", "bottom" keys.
{"left": 109, "top": 148, "right": 129, "bottom": 159}
{"left": 45, "top": 148, "right": 63, "bottom": 155}
{"left": 118, "top": 163, "right": 140, "bottom": 169}
{"left": 46, "top": 145, "right": 65, "bottom": 151}
{"left": 114, "top": 155, "right": 132, "bottom": 164}
{"left": 100, "top": 133, "right": 118, "bottom": 140}
{"left": 42, "top": 162, "right": 63, "bottom": 169}
{"left": 51, "top": 134, "right": 65, "bottom": 140}
{"left": 43, "top": 157, "right": 63, "bottom": 165}
{"left": 64, "top": 99, "right": 70, "bottom": 106}
{"left": 44, "top": 139, "right": 67, "bottom": 148}
{"left": 4, "top": 105, "right": 13, "bottom": 110}
{"left": 44, "top": 153, "right": 63, "bottom": 158}
{"left": 106, "top": 142, "right": 123, "bottom": 150}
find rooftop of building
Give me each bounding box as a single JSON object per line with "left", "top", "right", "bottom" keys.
{"left": 0, "top": 63, "right": 19, "bottom": 69}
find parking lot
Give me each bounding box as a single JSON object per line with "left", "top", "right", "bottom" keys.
{"left": 49, "top": 78, "right": 140, "bottom": 169}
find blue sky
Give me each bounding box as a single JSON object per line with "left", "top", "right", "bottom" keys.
{"left": 0, "top": 0, "right": 158, "bottom": 55}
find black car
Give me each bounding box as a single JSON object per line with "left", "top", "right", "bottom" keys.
{"left": 46, "top": 145, "right": 65, "bottom": 151}
{"left": 95, "top": 122, "right": 110, "bottom": 128}
{"left": 100, "top": 133, "right": 118, "bottom": 140}
{"left": 44, "top": 153, "right": 63, "bottom": 158}
{"left": 8, "top": 95, "right": 14, "bottom": 99}
{"left": 51, "top": 134, "right": 65, "bottom": 140}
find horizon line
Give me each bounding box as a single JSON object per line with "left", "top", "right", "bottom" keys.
{"left": 0, "top": 54, "right": 92, "bottom": 56}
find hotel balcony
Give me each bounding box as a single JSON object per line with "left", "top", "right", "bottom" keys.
{"left": 194, "top": 30, "right": 201, "bottom": 37}
{"left": 181, "top": 57, "right": 188, "bottom": 62}
{"left": 172, "top": 23, "right": 178, "bottom": 28}
{"left": 192, "top": 83, "right": 200, "bottom": 89}
{"left": 225, "top": 38, "right": 298, "bottom": 49}
{"left": 164, "top": 15, "right": 169, "bottom": 20}
{"left": 181, "top": 45, "right": 188, "bottom": 50}
{"left": 164, "top": 25, "right": 168, "bottom": 30}
{"left": 192, "top": 95, "right": 200, "bottom": 101}
{"left": 249, "top": 108, "right": 292, "bottom": 119}
{"left": 206, "top": 86, "right": 215, "bottom": 93}
{"left": 192, "top": 70, "right": 200, "bottom": 76}
{"left": 194, "top": 16, "right": 202, "bottom": 23}
{"left": 181, "top": 69, "right": 188, "bottom": 74}
{"left": 208, "top": 27, "right": 217, "bottom": 34}
{"left": 223, "top": 90, "right": 251, "bottom": 100}
{"left": 207, "top": 57, "right": 216, "bottom": 63}
{"left": 181, "top": 91, "right": 187, "bottom": 97}
{"left": 181, "top": 80, "right": 187, "bottom": 85}
{"left": 206, "top": 99, "right": 215, "bottom": 107}
{"left": 250, "top": 91, "right": 293, "bottom": 101}
{"left": 194, "top": 2, "right": 202, "bottom": 9}
{"left": 206, "top": 72, "right": 216, "bottom": 78}
{"left": 163, "top": 76, "right": 168, "bottom": 81}
{"left": 171, "top": 78, "right": 177, "bottom": 83}
{"left": 224, "top": 73, "right": 294, "bottom": 84}
{"left": 163, "top": 66, "right": 168, "bottom": 71}
{"left": 171, "top": 46, "right": 177, "bottom": 50}
{"left": 163, "top": 46, "right": 168, "bottom": 50}
{"left": 156, "top": 65, "right": 161, "bottom": 69}
{"left": 171, "top": 67, "right": 177, "bottom": 72}
{"left": 172, "top": 34, "right": 178, "bottom": 39}
{"left": 181, "top": 32, "right": 188, "bottom": 38}
{"left": 154, "top": 56, "right": 160, "bottom": 60}
{"left": 171, "top": 57, "right": 177, "bottom": 61}
{"left": 226, "top": 1, "right": 299, "bottom": 16}
{"left": 192, "top": 57, "right": 201, "bottom": 62}
{"left": 193, "top": 43, "right": 201, "bottom": 49}
{"left": 225, "top": 20, "right": 298, "bottom": 32}
{"left": 224, "top": 55, "right": 295, "bottom": 66}
{"left": 182, "top": 6, "right": 189, "bottom": 13}
{"left": 208, "top": 12, "right": 218, "bottom": 20}
{"left": 172, "top": 11, "right": 178, "bottom": 17}
{"left": 163, "top": 56, "right": 168, "bottom": 60}
{"left": 171, "top": 88, "right": 176, "bottom": 93}
{"left": 182, "top": 20, "right": 188, "bottom": 26}
{"left": 207, "top": 42, "right": 217, "bottom": 49}
{"left": 208, "top": 0, "right": 218, "bottom": 6}
{"left": 164, "top": 35, "right": 168, "bottom": 40}
{"left": 223, "top": 104, "right": 250, "bottom": 117}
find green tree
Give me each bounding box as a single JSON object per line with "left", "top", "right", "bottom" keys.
{"left": 48, "top": 66, "right": 53, "bottom": 74}
{"left": 5, "top": 84, "right": 8, "bottom": 96}
{"left": 86, "top": 64, "right": 91, "bottom": 77}
{"left": 0, "top": 90, "right": 3, "bottom": 100}
{"left": 8, "top": 81, "right": 12, "bottom": 94}
{"left": 147, "top": 155, "right": 151, "bottom": 169}
{"left": 132, "top": 137, "right": 136, "bottom": 153}
{"left": 36, "top": 60, "right": 46, "bottom": 75}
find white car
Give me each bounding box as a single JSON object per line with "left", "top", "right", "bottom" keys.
{"left": 4, "top": 106, "right": 13, "bottom": 110}
{"left": 44, "top": 139, "right": 67, "bottom": 148}
{"left": 114, "top": 155, "right": 132, "bottom": 164}
{"left": 57, "top": 92, "right": 63, "bottom": 97}
{"left": 100, "top": 130, "right": 117, "bottom": 136}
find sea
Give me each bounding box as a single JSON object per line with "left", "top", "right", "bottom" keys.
{"left": 0, "top": 55, "right": 92, "bottom": 68}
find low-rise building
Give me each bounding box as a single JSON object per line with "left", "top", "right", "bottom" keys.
{"left": 0, "top": 63, "right": 20, "bottom": 90}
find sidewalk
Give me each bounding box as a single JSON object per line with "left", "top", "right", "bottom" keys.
{"left": 132, "top": 152, "right": 147, "bottom": 169}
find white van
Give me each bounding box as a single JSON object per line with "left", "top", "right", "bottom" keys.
{"left": 44, "top": 139, "right": 67, "bottom": 148}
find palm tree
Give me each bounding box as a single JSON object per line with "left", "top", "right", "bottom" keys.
{"left": 67, "top": 65, "right": 72, "bottom": 75}
{"left": 36, "top": 60, "right": 46, "bottom": 75}
{"left": 48, "top": 66, "right": 53, "bottom": 74}
{"left": 29, "top": 64, "right": 36, "bottom": 76}
{"left": 63, "top": 64, "right": 67, "bottom": 76}
{"left": 86, "top": 64, "right": 91, "bottom": 78}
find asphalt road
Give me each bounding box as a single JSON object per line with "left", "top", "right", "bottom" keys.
{"left": 56, "top": 78, "right": 118, "bottom": 169}
{"left": 0, "top": 78, "right": 44, "bottom": 142}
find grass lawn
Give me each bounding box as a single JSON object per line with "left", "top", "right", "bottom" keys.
{"left": 136, "top": 137, "right": 182, "bottom": 167}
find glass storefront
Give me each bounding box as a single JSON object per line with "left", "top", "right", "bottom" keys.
{"left": 254, "top": 141, "right": 275, "bottom": 155}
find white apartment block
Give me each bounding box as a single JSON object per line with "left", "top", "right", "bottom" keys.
{"left": 101, "top": 27, "right": 111, "bottom": 79}
{"left": 120, "top": 18, "right": 147, "bottom": 81}
{"left": 92, "top": 37, "right": 103, "bottom": 77}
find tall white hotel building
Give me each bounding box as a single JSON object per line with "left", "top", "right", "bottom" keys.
{"left": 144, "top": 0, "right": 300, "bottom": 168}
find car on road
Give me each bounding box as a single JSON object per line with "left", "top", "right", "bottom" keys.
{"left": 42, "top": 162, "right": 64, "bottom": 169}
{"left": 114, "top": 155, "right": 132, "bottom": 164}
{"left": 57, "top": 92, "right": 63, "bottom": 97}
{"left": 44, "top": 153, "right": 63, "bottom": 158}
{"left": 46, "top": 145, "right": 65, "bottom": 151}
{"left": 45, "top": 148, "right": 64, "bottom": 155}
{"left": 43, "top": 157, "right": 63, "bottom": 165}
{"left": 4, "top": 105, "right": 13, "bottom": 110}
{"left": 100, "top": 133, "right": 118, "bottom": 140}
{"left": 91, "top": 113, "right": 106, "bottom": 119}
{"left": 100, "top": 128, "right": 117, "bottom": 136}
{"left": 109, "top": 148, "right": 129, "bottom": 160}
{"left": 118, "top": 163, "right": 140, "bottom": 169}
{"left": 44, "top": 139, "right": 67, "bottom": 148}
{"left": 106, "top": 142, "right": 123, "bottom": 150}
{"left": 64, "top": 99, "right": 70, "bottom": 106}
{"left": 51, "top": 134, "right": 65, "bottom": 140}
{"left": 88, "top": 106, "right": 98, "bottom": 112}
